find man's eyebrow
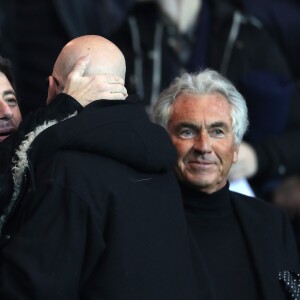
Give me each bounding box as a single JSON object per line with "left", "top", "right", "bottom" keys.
{"left": 209, "top": 121, "right": 228, "bottom": 127}
{"left": 3, "top": 90, "right": 16, "bottom": 97}
{"left": 175, "top": 121, "right": 230, "bottom": 132}
{"left": 175, "top": 122, "right": 200, "bottom": 130}
{"left": 176, "top": 121, "right": 228, "bottom": 128}
{"left": 208, "top": 121, "right": 229, "bottom": 130}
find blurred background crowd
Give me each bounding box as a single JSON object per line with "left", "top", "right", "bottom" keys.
{"left": 0, "top": 0, "right": 300, "bottom": 249}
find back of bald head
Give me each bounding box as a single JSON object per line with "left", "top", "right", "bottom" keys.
{"left": 53, "top": 35, "right": 126, "bottom": 86}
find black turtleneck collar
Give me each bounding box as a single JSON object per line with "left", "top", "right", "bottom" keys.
{"left": 181, "top": 180, "right": 262, "bottom": 300}
{"left": 179, "top": 181, "right": 232, "bottom": 217}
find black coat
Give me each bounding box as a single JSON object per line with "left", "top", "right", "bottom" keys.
{"left": 183, "top": 184, "right": 300, "bottom": 299}
{"left": 229, "top": 192, "right": 299, "bottom": 299}
{"left": 0, "top": 94, "right": 82, "bottom": 214}
{"left": 0, "top": 96, "right": 199, "bottom": 299}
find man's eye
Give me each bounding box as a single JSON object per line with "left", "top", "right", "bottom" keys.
{"left": 179, "top": 129, "right": 195, "bottom": 138}
{"left": 6, "top": 98, "right": 18, "bottom": 106}
{"left": 211, "top": 128, "right": 225, "bottom": 137}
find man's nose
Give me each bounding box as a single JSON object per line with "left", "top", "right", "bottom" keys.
{"left": 0, "top": 100, "right": 13, "bottom": 120}
{"left": 193, "top": 132, "right": 212, "bottom": 153}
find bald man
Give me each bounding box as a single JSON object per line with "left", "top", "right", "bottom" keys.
{"left": 0, "top": 35, "right": 198, "bottom": 300}
{"left": 47, "top": 35, "right": 127, "bottom": 104}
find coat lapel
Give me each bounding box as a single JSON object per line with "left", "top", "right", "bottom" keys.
{"left": 231, "top": 194, "right": 287, "bottom": 300}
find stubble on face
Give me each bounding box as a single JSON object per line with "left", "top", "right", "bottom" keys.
{"left": 0, "top": 73, "right": 21, "bottom": 142}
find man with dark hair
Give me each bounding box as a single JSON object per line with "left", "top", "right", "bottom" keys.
{"left": 0, "top": 56, "right": 21, "bottom": 141}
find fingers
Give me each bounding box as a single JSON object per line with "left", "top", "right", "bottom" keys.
{"left": 63, "top": 68, "right": 127, "bottom": 105}
{"left": 98, "top": 74, "right": 125, "bottom": 85}
{"left": 98, "top": 83, "right": 127, "bottom": 99}
{"left": 102, "top": 83, "right": 127, "bottom": 96}
{"left": 70, "top": 54, "right": 91, "bottom": 78}
{"left": 100, "top": 92, "right": 127, "bottom": 100}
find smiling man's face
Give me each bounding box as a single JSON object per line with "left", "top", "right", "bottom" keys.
{"left": 167, "top": 92, "right": 239, "bottom": 194}
{"left": 0, "top": 72, "right": 21, "bottom": 142}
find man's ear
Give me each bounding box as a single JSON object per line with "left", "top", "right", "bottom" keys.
{"left": 46, "top": 75, "right": 57, "bottom": 105}
{"left": 233, "top": 143, "right": 240, "bottom": 164}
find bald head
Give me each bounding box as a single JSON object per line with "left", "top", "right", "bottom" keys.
{"left": 52, "top": 35, "right": 126, "bottom": 90}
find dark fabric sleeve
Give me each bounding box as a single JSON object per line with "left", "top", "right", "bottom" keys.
{"left": 277, "top": 209, "right": 300, "bottom": 298}
{"left": 0, "top": 180, "right": 105, "bottom": 300}
{"left": 16, "top": 93, "right": 82, "bottom": 137}
{"left": 1, "top": 93, "right": 81, "bottom": 156}
{"left": 281, "top": 210, "right": 300, "bottom": 269}
{"left": 0, "top": 93, "right": 81, "bottom": 210}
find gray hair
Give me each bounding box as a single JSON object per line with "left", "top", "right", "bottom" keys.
{"left": 151, "top": 69, "right": 249, "bottom": 144}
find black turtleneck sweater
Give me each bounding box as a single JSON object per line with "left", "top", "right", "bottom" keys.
{"left": 181, "top": 182, "right": 262, "bottom": 300}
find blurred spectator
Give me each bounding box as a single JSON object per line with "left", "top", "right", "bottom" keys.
{"left": 0, "top": 0, "right": 134, "bottom": 116}
{"left": 242, "top": 0, "right": 300, "bottom": 80}
{"left": 239, "top": 0, "right": 300, "bottom": 238}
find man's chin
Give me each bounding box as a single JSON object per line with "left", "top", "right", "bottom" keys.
{"left": 181, "top": 172, "right": 218, "bottom": 192}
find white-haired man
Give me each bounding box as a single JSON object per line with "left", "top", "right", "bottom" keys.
{"left": 152, "top": 69, "right": 300, "bottom": 300}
